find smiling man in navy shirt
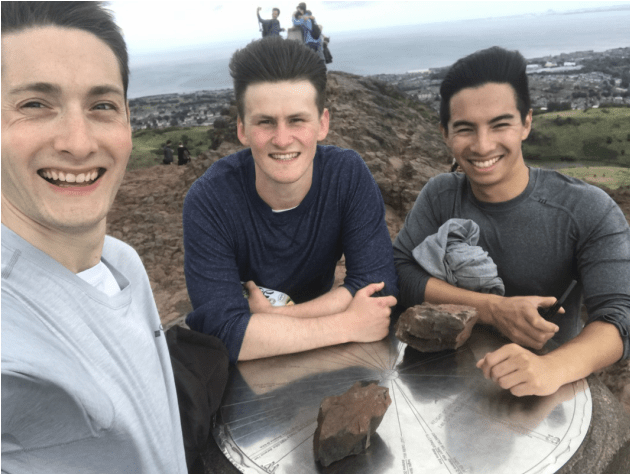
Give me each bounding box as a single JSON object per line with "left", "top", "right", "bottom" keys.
{"left": 183, "top": 37, "right": 398, "bottom": 363}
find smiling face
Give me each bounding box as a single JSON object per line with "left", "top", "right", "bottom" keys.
{"left": 237, "top": 80, "right": 329, "bottom": 208}
{"left": 1, "top": 26, "right": 131, "bottom": 235}
{"left": 442, "top": 82, "right": 532, "bottom": 202}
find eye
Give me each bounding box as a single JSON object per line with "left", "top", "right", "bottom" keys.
{"left": 257, "top": 119, "right": 272, "bottom": 125}
{"left": 454, "top": 127, "right": 472, "bottom": 134}
{"left": 93, "top": 102, "right": 117, "bottom": 111}
{"left": 21, "top": 101, "right": 46, "bottom": 109}
{"left": 494, "top": 122, "right": 510, "bottom": 128}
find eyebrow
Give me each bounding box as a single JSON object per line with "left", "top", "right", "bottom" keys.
{"left": 250, "top": 112, "right": 309, "bottom": 121}
{"left": 451, "top": 113, "right": 516, "bottom": 129}
{"left": 8, "top": 82, "right": 124, "bottom": 98}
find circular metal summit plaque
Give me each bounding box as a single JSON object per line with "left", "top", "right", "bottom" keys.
{"left": 213, "top": 326, "right": 592, "bottom": 474}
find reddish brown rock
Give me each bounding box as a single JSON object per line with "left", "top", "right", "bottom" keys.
{"left": 313, "top": 381, "right": 391, "bottom": 467}
{"left": 395, "top": 303, "right": 478, "bottom": 352}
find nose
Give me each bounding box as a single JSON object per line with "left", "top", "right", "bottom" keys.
{"left": 271, "top": 122, "right": 293, "bottom": 149}
{"left": 53, "top": 107, "right": 98, "bottom": 159}
{"left": 470, "top": 128, "right": 495, "bottom": 156}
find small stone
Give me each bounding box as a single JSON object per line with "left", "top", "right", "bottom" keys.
{"left": 395, "top": 303, "right": 478, "bottom": 352}
{"left": 313, "top": 381, "right": 391, "bottom": 467}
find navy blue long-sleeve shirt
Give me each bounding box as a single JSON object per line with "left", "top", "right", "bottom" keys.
{"left": 184, "top": 145, "right": 399, "bottom": 362}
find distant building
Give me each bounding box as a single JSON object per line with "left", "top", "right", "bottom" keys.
{"left": 563, "top": 62, "right": 576, "bottom": 67}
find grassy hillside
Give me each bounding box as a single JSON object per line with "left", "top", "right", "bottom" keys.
{"left": 556, "top": 166, "right": 630, "bottom": 189}
{"left": 524, "top": 107, "right": 630, "bottom": 167}
{"left": 129, "top": 126, "right": 213, "bottom": 170}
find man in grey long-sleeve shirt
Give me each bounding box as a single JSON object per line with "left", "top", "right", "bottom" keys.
{"left": 393, "top": 46, "right": 629, "bottom": 397}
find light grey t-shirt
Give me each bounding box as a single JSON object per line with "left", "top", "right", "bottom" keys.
{"left": 1, "top": 226, "right": 187, "bottom": 473}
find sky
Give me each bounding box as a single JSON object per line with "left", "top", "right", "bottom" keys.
{"left": 109, "top": 0, "right": 629, "bottom": 62}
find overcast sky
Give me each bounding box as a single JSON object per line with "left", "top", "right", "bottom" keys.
{"left": 109, "top": 0, "right": 629, "bottom": 59}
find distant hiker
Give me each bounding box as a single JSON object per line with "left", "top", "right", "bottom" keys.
{"left": 183, "top": 37, "right": 398, "bottom": 364}
{"left": 1, "top": 2, "right": 191, "bottom": 473}
{"left": 393, "top": 46, "right": 629, "bottom": 397}
{"left": 292, "top": 3, "right": 321, "bottom": 55}
{"left": 322, "top": 34, "right": 333, "bottom": 64}
{"left": 163, "top": 140, "right": 174, "bottom": 164}
{"left": 178, "top": 142, "right": 191, "bottom": 165}
{"left": 257, "top": 6, "right": 284, "bottom": 37}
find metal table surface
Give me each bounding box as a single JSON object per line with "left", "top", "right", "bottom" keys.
{"left": 213, "top": 325, "right": 592, "bottom": 473}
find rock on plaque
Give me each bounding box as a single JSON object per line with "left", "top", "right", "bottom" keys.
{"left": 395, "top": 303, "right": 478, "bottom": 352}
{"left": 313, "top": 381, "right": 391, "bottom": 467}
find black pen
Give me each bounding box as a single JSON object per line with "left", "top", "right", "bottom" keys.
{"left": 538, "top": 280, "right": 578, "bottom": 319}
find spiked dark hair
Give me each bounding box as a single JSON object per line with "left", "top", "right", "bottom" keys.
{"left": 440, "top": 46, "right": 531, "bottom": 132}
{"left": 229, "top": 36, "right": 327, "bottom": 118}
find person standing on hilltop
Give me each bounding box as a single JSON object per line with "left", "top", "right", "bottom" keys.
{"left": 394, "top": 46, "right": 629, "bottom": 397}
{"left": 257, "top": 6, "right": 284, "bottom": 37}
{"left": 177, "top": 141, "right": 191, "bottom": 165}
{"left": 292, "top": 2, "right": 321, "bottom": 55}
{"left": 163, "top": 139, "right": 174, "bottom": 164}
{"left": 1, "top": 2, "right": 191, "bottom": 472}
{"left": 183, "top": 37, "right": 398, "bottom": 364}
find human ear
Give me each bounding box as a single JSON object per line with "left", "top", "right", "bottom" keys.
{"left": 237, "top": 116, "right": 249, "bottom": 146}
{"left": 317, "top": 108, "right": 330, "bottom": 141}
{"left": 440, "top": 124, "right": 449, "bottom": 142}
{"left": 521, "top": 109, "right": 533, "bottom": 141}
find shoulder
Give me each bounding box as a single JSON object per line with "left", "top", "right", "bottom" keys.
{"left": 317, "top": 145, "right": 369, "bottom": 175}
{"left": 418, "top": 172, "right": 465, "bottom": 203}
{"left": 186, "top": 149, "right": 251, "bottom": 202}
{"left": 533, "top": 168, "right": 619, "bottom": 216}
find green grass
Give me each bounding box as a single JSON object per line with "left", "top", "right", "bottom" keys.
{"left": 556, "top": 166, "right": 630, "bottom": 190}
{"left": 128, "top": 126, "right": 213, "bottom": 170}
{"left": 524, "top": 107, "right": 630, "bottom": 167}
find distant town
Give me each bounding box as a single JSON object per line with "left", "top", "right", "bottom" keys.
{"left": 128, "top": 47, "right": 630, "bottom": 131}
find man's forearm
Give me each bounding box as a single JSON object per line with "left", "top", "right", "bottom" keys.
{"left": 545, "top": 321, "right": 624, "bottom": 384}
{"left": 265, "top": 286, "right": 353, "bottom": 319}
{"left": 424, "top": 277, "right": 498, "bottom": 324}
{"left": 238, "top": 312, "right": 350, "bottom": 360}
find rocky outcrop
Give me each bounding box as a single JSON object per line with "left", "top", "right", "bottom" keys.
{"left": 313, "top": 381, "right": 391, "bottom": 467}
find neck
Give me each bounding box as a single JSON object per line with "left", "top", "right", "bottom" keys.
{"left": 1, "top": 198, "right": 105, "bottom": 274}
{"left": 255, "top": 166, "right": 313, "bottom": 211}
{"left": 470, "top": 160, "right": 530, "bottom": 203}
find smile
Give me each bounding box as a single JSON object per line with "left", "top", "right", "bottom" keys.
{"left": 470, "top": 156, "right": 501, "bottom": 169}
{"left": 38, "top": 167, "right": 105, "bottom": 187}
{"left": 269, "top": 152, "right": 299, "bottom": 161}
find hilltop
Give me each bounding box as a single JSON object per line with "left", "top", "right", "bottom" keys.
{"left": 107, "top": 71, "right": 450, "bottom": 327}
{"left": 107, "top": 71, "right": 628, "bottom": 411}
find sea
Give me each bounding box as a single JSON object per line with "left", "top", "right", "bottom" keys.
{"left": 127, "top": 7, "right": 630, "bottom": 99}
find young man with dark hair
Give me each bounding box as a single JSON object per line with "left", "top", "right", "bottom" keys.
{"left": 1, "top": 2, "right": 187, "bottom": 472}
{"left": 394, "top": 46, "right": 629, "bottom": 397}
{"left": 257, "top": 6, "right": 284, "bottom": 37}
{"left": 183, "top": 37, "right": 398, "bottom": 364}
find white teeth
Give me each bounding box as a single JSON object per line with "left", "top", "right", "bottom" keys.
{"left": 271, "top": 152, "right": 299, "bottom": 161}
{"left": 471, "top": 157, "right": 501, "bottom": 169}
{"left": 39, "top": 168, "right": 101, "bottom": 184}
